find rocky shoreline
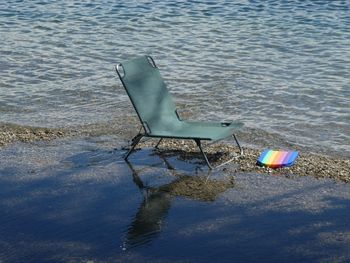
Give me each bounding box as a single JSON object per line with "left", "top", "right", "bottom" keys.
{"left": 139, "top": 139, "right": 350, "bottom": 183}
{"left": 1, "top": 122, "right": 349, "bottom": 183}
{"left": 0, "top": 118, "right": 137, "bottom": 147}
{"left": 0, "top": 123, "right": 70, "bottom": 147}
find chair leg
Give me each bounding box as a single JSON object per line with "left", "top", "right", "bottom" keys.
{"left": 194, "top": 134, "right": 243, "bottom": 170}
{"left": 125, "top": 134, "right": 144, "bottom": 160}
{"left": 232, "top": 133, "right": 243, "bottom": 156}
{"left": 194, "top": 139, "right": 213, "bottom": 170}
{"left": 207, "top": 134, "right": 243, "bottom": 169}
{"left": 155, "top": 138, "right": 163, "bottom": 149}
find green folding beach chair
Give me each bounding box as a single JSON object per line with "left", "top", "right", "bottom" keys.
{"left": 115, "top": 55, "right": 243, "bottom": 169}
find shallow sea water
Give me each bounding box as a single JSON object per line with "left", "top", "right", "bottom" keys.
{"left": 0, "top": 137, "right": 350, "bottom": 262}
{"left": 1, "top": 0, "right": 349, "bottom": 155}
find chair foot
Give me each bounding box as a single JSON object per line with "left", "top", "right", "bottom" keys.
{"left": 232, "top": 133, "right": 243, "bottom": 156}
{"left": 194, "top": 134, "right": 243, "bottom": 170}
{"left": 124, "top": 134, "right": 144, "bottom": 160}
{"left": 194, "top": 139, "right": 213, "bottom": 170}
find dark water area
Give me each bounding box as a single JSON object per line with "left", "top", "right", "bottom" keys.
{"left": 0, "top": 137, "right": 349, "bottom": 262}
{"left": 1, "top": 0, "right": 349, "bottom": 156}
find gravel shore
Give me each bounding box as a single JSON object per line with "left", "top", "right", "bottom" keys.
{"left": 139, "top": 139, "right": 350, "bottom": 183}
{"left": 0, "top": 123, "right": 69, "bottom": 146}
{"left": 1, "top": 122, "right": 349, "bottom": 183}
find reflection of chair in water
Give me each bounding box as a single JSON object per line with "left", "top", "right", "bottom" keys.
{"left": 124, "top": 161, "right": 173, "bottom": 249}
{"left": 123, "top": 161, "right": 235, "bottom": 249}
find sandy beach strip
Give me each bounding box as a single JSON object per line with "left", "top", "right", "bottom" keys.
{"left": 139, "top": 139, "right": 350, "bottom": 183}
{"left": 0, "top": 123, "right": 69, "bottom": 146}
{"left": 1, "top": 122, "right": 349, "bottom": 183}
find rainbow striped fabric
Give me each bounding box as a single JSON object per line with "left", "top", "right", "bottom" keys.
{"left": 257, "top": 149, "right": 298, "bottom": 169}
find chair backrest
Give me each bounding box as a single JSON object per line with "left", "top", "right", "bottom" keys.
{"left": 116, "top": 56, "right": 181, "bottom": 134}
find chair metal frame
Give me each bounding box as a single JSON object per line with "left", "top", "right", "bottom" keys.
{"left": 116, "top": 56, "right": 243, "bottom": 169}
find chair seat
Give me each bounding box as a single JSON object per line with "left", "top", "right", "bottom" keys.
{"left": 147, "top": 121, "right": 243, "bottom": 141}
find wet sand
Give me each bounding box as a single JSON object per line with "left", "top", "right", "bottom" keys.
{"left": 1, "top": 120, "right": 349, "bottom": 183}
{"left": 0, "top": 118, "right": 137, "bottom": 146}
{"left": 0, "top": 123, "right": 68, "bottom": 146}
{"left": 142, "top": 139, "right": 350, "bottom": 182}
